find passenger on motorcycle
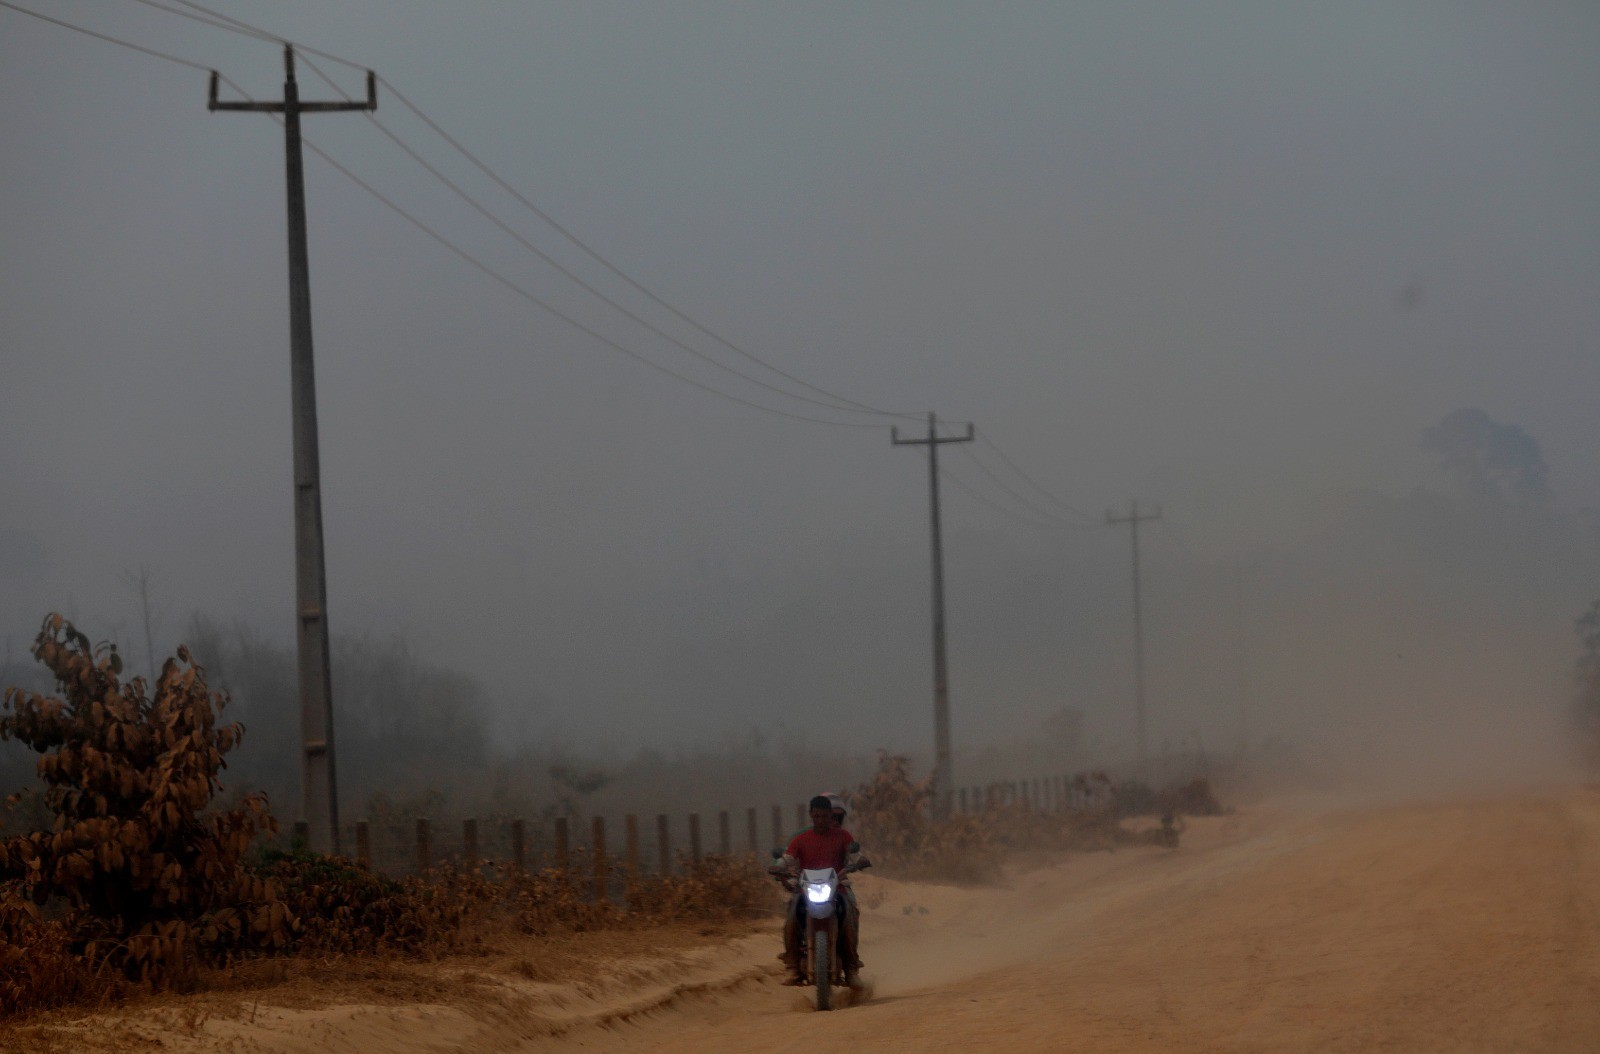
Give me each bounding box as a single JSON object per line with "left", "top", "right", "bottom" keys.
{"left": 777, "top": 795, "right": 864, "bottom": 986}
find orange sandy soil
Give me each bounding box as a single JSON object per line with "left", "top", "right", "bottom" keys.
{"left": 6, "top": 787, "right": 1599, "bottom": 1053}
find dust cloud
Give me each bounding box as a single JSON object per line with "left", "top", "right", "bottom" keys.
{"left": 2, "top": 4, "right": 1597, "bottom": 821}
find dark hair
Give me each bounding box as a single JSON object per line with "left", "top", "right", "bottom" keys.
{"left": 808, "top": 795, "right": 833, "bottom": 811}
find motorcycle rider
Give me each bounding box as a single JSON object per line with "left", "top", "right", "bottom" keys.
{"left": 777, "top": 795, "right": 864, "bottom": 987}
{"left": 827, "top": 794, "right": 865, "bottom": 979}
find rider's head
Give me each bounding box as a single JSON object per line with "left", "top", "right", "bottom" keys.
{"left": 828, "top": 795, "right": 847, "bottom": 827}
{"left": 808, "top": 795, "right": 833, "bottom": 831}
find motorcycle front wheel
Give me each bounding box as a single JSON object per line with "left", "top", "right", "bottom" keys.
{"left": 813, "top": 926, "right": 831, "bottom": 1011}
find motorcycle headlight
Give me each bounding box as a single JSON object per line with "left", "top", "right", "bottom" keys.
{"left": 805, "top": 884, "right": 832, "bottom": 904}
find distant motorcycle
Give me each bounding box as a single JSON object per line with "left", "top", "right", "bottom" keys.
{"left": 769, "top": 845, "right": 871, "bottom": 1011}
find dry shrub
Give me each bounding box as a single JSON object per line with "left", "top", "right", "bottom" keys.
{"left": 0, "top": 614, "right": 292, "bottom": 1013}
{"left": 626, "top": 854, "right": 775, "bottom": 922}
{"left": 846, "top": 751, "right": 994, "bottom": 882}
{"left": 983, "top": 798, "right": 1073, "bottom": 849}
{"left": 1158, "top": 777, "right": 1224, "bottom": 817}
{"left": 1059, "top": 810, "right": 1128, "bottom": 851}
{"left": 1111, "top": 779, "right": 1159, "bottom": 818}
{"left": 257, "top": 849, "right": 772, "bottom": 961}
{"left": 257, "top": 853, "right": 619, "bottom": 954}
{"left": 498, "top": 863, "right": 618, "bottom": 934}
{"left": 256, "top": 847, "right": 445, "bottom": 955}
{"left": 0, "top": 915, "right": 108, "bottom": 1017}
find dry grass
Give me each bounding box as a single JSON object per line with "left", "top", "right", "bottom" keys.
{"left": 0, "top": 850, "right": 777, "bottom": 1025}
{"left": 0, "top": 915, "right": 772, "bottom": 1053}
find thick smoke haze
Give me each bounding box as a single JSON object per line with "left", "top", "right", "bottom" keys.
{"left": 3, "top": 3, "right": 1598, "bottom": 801}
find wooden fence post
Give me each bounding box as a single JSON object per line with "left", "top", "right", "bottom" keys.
{"left": 293, "top": 820, "right": 309, "bottom": 847}
{"left": 689, "top": 813, "right": 702, "bottom": 863}
{"left": 746, "top": 807, "right": 758, "bottom": 853}
{"left": 796, "top": 803, "right": 806, "bottom": 830}
{"left": 511, "top": 819, "right": 526, "bottom": 871}
{"left": 415, "top": 818, "right": 430, "bottom": 872}
{"left": 657, "top": 813, "right": 671, "bottom": 875}
{"left": 718, "top": 810, "right": 731, "bottom": 856}
{"left": 355, "top": 820, "right": 370, "bottom": 866}
{"left": 958, "top": 788, "right": 968, "bottom": 813}
{"left": 625, "top": 814, "right": 639, "bottom": 878}
{"left": 592, "top": 816, "right": 607, "bottom": 901}
{"left": 463, "top": 818, "right": 478, "bottom": 867}
{"left": 770, "top": 805, "right": 782, "bottom": 850}
{"left": 554, "top": 816, "right": 570, "bottom": 872}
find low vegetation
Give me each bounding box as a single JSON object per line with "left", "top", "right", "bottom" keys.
{"left": 845, "top": 751, "right": 1223, "bottom": 881}
{"left": 0, "top": 616, "right": 771, "bottom": 1020}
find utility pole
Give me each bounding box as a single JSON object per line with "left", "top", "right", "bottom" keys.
{"left": 1106, "top": 500, "right": 1161, "bottom": 772}
{"left": 119, "top": 565, "right": 160, "bottom": 679}
{"left": 1232, "top": 560, "right": 1249, "bottom": 758}
{"left": 208, "top": 48, "right": 376, "bottom": 854}
{"left": 892, "top": 412, "right": 974, "bottom": 816}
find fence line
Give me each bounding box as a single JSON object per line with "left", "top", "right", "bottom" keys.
{"left": 316, "top": 769, "right": 1118, "bottom": 880}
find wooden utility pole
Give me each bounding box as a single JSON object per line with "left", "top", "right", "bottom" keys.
{"left": 1107, "top": 500, "right": 1161, "bottom": 770}
{"left": 208, "top": 48, "right": 376, "bottom": 854}
{"left": 892, "top": 412, "right": 975, "bottom": 816}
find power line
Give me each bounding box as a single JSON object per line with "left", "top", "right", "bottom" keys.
{"left": 376, "top": 74, "right": 922, "bottom": 418}
{"left": 939, "top": 467, "right": 1081, "bottom": 532}
{"left": 975, "top": 430, "right": 1099, "bottom": 523}
{"left": 15, "top": 1, "right": 1096, "bottom": 508}
{"left": 128, "top": 0, "right": 276, "bottom": 42}
{"left": 295, "top": 53, "right": 902, "bottom": 420}
{"left": 145, "top": 0, "right": 924, "bottom": 420}
{"left": 1, "top": 0, "right": 214, "bottom": 71}
{"left": 210, "top": 74, "right": 890, "bottom": 430}
{"left": 172, "top": 0, "right": 363, "bottom": 71}
{"left": 3, "top": 0, "right": 908, "bottom": 431}
{"left": 955, "top": 443, "right": 1085, "bottom": 527}
{"left": 28, "top": 0, "right": 1105, "bottom": 498}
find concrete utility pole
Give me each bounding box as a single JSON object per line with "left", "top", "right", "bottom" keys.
{"left": 1232, "top": 560, "right": 1250, "bottom": 758}
{"left": 892, "top": 412, "right": 975, "bottom": 816}
{"left": 119, "top": 565, "right": 160, "bottom": 679}
{"left": 208, "top": 48, "right": 376, "bottom": 854}
{"left": 1106, "top": 499, "right": 1161, "bottom": 771}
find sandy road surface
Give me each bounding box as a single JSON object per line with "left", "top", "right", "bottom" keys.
{"left": 543, "top": 790, "right": 1600, "bottom": 1053}
{"left": 15, "top": 789, "right": 1600, "bottom": 1053}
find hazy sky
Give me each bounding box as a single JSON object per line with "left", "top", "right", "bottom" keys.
{"left": 3, "top": 2, "right": 1597, "bottom": 772}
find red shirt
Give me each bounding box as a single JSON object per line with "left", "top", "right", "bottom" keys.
{"left": 786, "top": 826, "right": 855, "bottom": 871}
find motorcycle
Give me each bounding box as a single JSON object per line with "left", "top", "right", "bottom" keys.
{"left": 769, "top": 844, "right": 871, "bottom": 1011}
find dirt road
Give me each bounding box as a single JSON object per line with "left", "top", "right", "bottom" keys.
{"left": 19, "top": 788, "right": 1600, "bottom": 1053}
{"left": 538, "top": 789, "right": 1600, "bottom": 1053}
